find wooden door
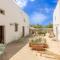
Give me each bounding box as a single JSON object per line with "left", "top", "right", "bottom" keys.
{"left": 0, "top": 26, "right": 4, "bottom": 43}
{"left": 22, "top": 26, "right": 25, "bottom": 37}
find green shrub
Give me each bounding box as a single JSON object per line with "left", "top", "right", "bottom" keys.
{"left": 30, "top": 38, "right": 46, "bottom": 45}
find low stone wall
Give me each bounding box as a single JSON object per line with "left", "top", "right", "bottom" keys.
{"left": 29, "top": 28, "right": 53, "bottom": 35}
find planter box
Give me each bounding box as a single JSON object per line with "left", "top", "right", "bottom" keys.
{"left": 29, "top": 37, "right": 48, "bottom": 51}
{"left": 29, "top": 43, "right": 48, "bottom": 51}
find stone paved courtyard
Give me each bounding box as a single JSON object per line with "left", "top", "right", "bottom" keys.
{"left": 10, "top": 36, "right": 60, "bottom": 60}
{"left": 0, "top": 37, "right": 29, "bottom": 60}
{"left": 0, "top": 35, "right": 60, "bottom": 60}
{"left": 9, "top": 43, "right": 60, "bottom": 60}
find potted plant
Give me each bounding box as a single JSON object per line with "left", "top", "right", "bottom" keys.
{"left": 29, "top": 37, "right": 48, "bottom": 51}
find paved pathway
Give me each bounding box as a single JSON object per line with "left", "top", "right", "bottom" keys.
{"left": 0, "top": 36, "right": 29, "bottom": 60}
{"left": 10, "top": 37, "right": 60, "bottom": 60}
{"left": 45, "top": 37, "right": 60, "bottom": 55}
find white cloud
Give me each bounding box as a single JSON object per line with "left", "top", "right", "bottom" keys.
{"left": 39, "top": 7, "right": 54, "bottom": 13}
{"left": 30, "top": 0, "right": 35, "bottom": 2}
{"left": 45, "top": 8, "right": 50, "bottom": 13}
{"left": 15, "top": 0, "right": 28, "bottom": 8}
{"left": 30, "top": 12, "right": 47, "bottom": 24}
{"left": 15, "top": 0, "right": 35, "bottom": 8}
{"left": 45, "top": 8, "right": 54, "bottom": 14}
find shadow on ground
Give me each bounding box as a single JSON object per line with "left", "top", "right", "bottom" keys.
{"left": 37, "top": 50, "right": 60, "bottom": 60}
{"left": 0, "top": 36, "right": 29, "bottom": 60}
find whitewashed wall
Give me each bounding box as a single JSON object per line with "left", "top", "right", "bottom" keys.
{"left": 0, "top": 0, "right": 29, "bottom": 44}
{"left": 53, "top": 0, "right": 60, "bottom": 41}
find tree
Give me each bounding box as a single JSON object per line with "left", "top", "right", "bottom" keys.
{"left": 31, "top": 24, "right": 43, "bottom": 28}
{"left": 45, "top": 24, "right": 53, "bottom": 28}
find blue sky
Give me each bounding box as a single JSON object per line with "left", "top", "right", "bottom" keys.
{"left": 16, "top": 0, "right": 58, "bottom": 25}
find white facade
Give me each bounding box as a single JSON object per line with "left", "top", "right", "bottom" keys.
{"left": 53, "top": 0, "right": 60, "bottom": 41}
{"left": 0, "top": 0, "right": 29, "bottom": 44}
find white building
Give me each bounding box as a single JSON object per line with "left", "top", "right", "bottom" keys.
{"left": 53, "top": 0, "right": 60, "bottom": 41}
{"left": 0, "top": 0, "right": 29, "bottom": 44}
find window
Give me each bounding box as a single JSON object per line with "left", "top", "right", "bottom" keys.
{"left": 0, "top": 9, "right": 5, "bottom": 15}
{"left": 10, "top": 23, "right": 18, "bottom": 32}
{"left": 15, "top": 23, "right": 18, "bottom": 32}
